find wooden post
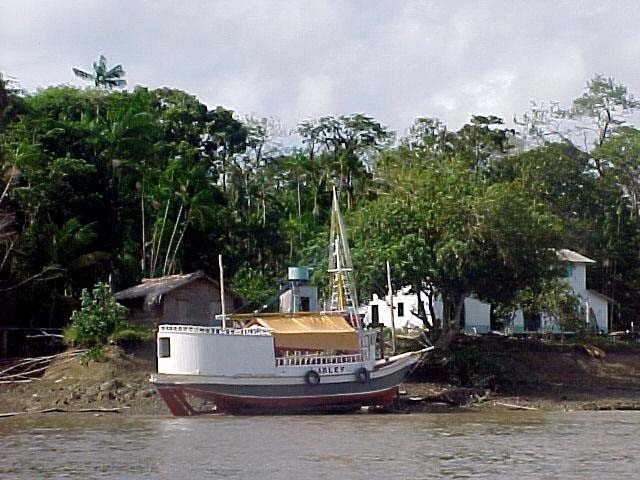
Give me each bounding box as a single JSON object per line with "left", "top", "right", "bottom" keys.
{"left": 219, "top": 254, "right": 227, "bottom": 329}
{"left": 1, "top": 329, "right": 7, "bottom": 359}
{"left": 386, "top": 261, "right": 396, "bottom": 355}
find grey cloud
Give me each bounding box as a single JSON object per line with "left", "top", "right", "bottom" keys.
{"left": 1, "top": 0, "right": 639, "bottom": 136}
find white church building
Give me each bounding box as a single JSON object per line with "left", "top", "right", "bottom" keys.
{"left": 367, "top": 249, "right": 611, "bottom": 334}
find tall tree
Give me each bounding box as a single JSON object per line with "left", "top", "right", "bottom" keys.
{"left": 573, "top": 74, "right": 639, "bottom": 152}
{"left": 351, "top": 132, "right": 560, "bottom": 337}
{"left": 515, "top": 74, "right": 639, "bottom": 159}
{"left": 298, "top": 114, "right": 392, "bottom": 208}
{"left": 73, "top": 55, "right": 127, "bottom": 90}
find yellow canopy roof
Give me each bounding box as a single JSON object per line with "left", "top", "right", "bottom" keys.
{"left": 246, "top": 314, "right": 359, "bottom": 351}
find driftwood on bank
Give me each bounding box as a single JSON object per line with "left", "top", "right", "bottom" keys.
{"left": 420, "top": 387, "right": 492, "bottom": 406}
{"left": 495, "top": 402, "right": 538, "bottom": 411}
{"left": 25, "top": 331, "right": 64, "bottom": 340}
{"left": 0, "top": 407, "right": 124, "bottom": 418}
{"left": 0, "top": 349, "right": 86, "bottom": 383}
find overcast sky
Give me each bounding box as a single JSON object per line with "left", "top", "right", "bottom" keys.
{"left": 2, "top": 0, "right": 639, "bottom": 136}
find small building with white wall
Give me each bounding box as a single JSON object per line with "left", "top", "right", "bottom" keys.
{"left": 368, "top": 286, "right": 427, "bottom": 332}
{"left": 529, "top": 249, "right": 611, "bottom": 334}
{"left": 366, "top": 249, "right": 611, "bottom": 334}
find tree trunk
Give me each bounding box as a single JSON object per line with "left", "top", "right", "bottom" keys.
{"left": 442, "top": 292, "right": 465, "bottom": 331}
{"left": 415, "top": 284, "right": 427, "bottom": 327}
{"left": 442, "top": 298, "right": 451, "bottom": 331}
{"left": 167, "top": 209, "right": 191, "bottom": 276}
{"left": 418, "top": 279, "right": 439, "bottom": 336}
{"left": 140, "top": 184, "right": 146, "bottom": 276}
{"left": 453, "top": 295, "right": 465, "bottom": 330}
{"left": 150, "top": 198, "right": 171, "bottom": 277}
{"left": 162, "top": 200, "right": 184, "bottom": 276}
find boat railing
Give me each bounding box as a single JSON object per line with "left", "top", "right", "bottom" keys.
{"left": 158, "top": 325, "right": 271, "bottom": 336}
{"left": 275, "top": 352, "right": 364, "bottom": 367}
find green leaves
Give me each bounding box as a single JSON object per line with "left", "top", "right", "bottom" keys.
{"left": 350, "top": 122, "right": 562, "bottom": 332}
{"left": 573, "top": 74, "right": 639, "bottom": 118}
{"left": 65, "top": 282, "right": 129, "bottom": 348}
{"left": 298, "top": 114, "right": 392, "bottom": 207}
{"left": 73, "top": 55, "right": 127, "bottom": 90}
{"left": 3, "top": 71, "right": 640, "bottom": 335}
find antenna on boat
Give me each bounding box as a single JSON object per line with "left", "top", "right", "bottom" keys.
{"left": 327, "top": 186, "right": 360, "bottom": 327}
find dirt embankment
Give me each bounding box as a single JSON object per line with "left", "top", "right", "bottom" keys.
{"left": 406, "top": 335, "right": 640, "bottom": 411}
{"left": 2, "top": 336, "right": 640, "bottom": 416}
{"left": 0, "top": 343, "right": 166, "bottom": 416}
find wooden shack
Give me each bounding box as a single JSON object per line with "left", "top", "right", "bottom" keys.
{"left": 113, "top": 271, "right": 243, "bottom": 327}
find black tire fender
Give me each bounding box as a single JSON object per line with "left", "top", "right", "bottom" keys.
{"left": 305, "top": 370, "right": 321, "bottom": 386}
{"left": 355, "top": 367, "right": 370, "bottom": 383}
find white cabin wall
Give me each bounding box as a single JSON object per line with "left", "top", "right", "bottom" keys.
{"left": 157, "top": 333, "right": 276, "bottom": 376}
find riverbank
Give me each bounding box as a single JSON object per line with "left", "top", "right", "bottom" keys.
{"left": 0, "top": 344, "right": 166, "bottom": 416}
{"left": 407, "top": 334, "right": 640, "bottom": 412}
{"left": 2, "top": 336, "right": 640, "bottom": 416}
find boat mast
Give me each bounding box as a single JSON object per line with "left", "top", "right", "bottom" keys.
{"left": 328, "top": 187, "right": 360, "bottom": 327}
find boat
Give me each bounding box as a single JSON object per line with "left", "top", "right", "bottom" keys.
{"left": 150, "top": 189, "right": 432, "bottom": 415}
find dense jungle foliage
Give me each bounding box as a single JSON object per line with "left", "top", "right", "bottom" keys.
{"left": 1, "top": 69, "right": 640, "bottom": 335}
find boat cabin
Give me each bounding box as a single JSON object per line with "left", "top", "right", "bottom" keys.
{"left": 156, "top": 313, "right": 377, "bottom": 377}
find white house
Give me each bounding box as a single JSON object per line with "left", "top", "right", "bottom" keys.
{"left": 368, "top": 286, "right": 428, "bottom": 332}
{"left": 366, "top": 249, "right": 611, "bottom": 334}
{"left": 529, "top": 249, "right": 611, "bottom": 334}
{"left": 367, "top": 289, "right": 495, "bottom": 333}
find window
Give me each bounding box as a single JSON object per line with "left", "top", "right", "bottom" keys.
{"left": 397, "top": 302, "right": 404, "bottom": 317}
{"left": 524, "top": 313, "right": 541, "bottom": 332}
{"left": 371, "top": 305, "right": 379, "bottom": 326}
{"left": 158, "top": 337, "right": 171, "bottom": 358}
{"left": 566, "top": 265, "right": 573, "bottom": 278}
{"left": 300, "top": 296, "right": 310, "bottom": 311}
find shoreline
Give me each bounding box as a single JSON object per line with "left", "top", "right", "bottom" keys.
{"left": 2, "top": 338, "right": 640, "bottom": 416}
{"left": 3, "top": 378, "right": 639, "bottom": 417}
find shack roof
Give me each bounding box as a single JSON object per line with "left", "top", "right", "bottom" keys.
{"left": 556, "top": 249, "right": 596, "bottom": 264}
{"left": 113, "top": 271, "right": 238, "bottom": 304}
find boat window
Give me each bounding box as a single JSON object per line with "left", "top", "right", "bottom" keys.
{"left": 397, "top": 302, "right": 405, "bottom": 317}
{"left": 158, "top": 337, "right": 171, "bottom": 358}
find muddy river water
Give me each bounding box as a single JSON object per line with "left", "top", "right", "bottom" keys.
{"left": 1, "top": 409, "right": 638, "bottom": 479}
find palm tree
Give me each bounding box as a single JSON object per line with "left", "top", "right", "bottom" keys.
{"left": 72, "top": 55, "right": 127, "bottom": 90}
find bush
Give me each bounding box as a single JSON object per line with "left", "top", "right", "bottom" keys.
{"left": 448, "top": 345, "right": 511, "bottom": 388}
{"left": 64, "top": 282, "right": 130, "bottom": 348}
{"left": 109, "top": 326, "right": 154, "bottom": 348}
